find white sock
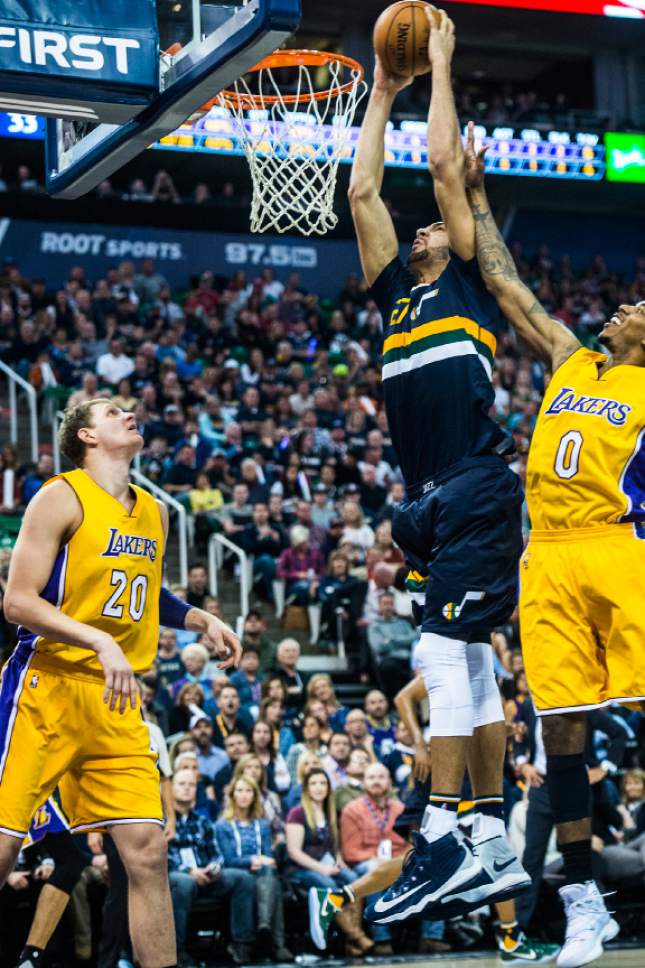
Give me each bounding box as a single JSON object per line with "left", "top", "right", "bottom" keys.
{"left": 471, "top": 813, "right": 506, "bottom": 844}
{"left": 420, "top": 803, "right": 459, "bottom": 843}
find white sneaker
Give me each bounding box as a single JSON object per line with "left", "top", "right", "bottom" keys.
{"left": 556, "top": 881, "right": 619, "bottom": 968}
{"left": 438, "top": 830, "right": 531, "bottom": 919}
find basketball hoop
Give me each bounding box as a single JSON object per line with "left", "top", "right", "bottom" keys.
{"left": 199, "top": 49, "right": 366, "bottom": 236}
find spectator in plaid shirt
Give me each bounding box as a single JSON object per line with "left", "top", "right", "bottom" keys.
{"left": 168, "top": 769, "right": 256, "bottom": 967}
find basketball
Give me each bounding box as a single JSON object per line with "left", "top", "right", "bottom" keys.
{"left": 373, "top": 1, "right": 442, "bottom": 78}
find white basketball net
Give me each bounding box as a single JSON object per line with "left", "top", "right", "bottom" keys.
{"left": 218, "top": 55, "right": 367, "bottom": 236}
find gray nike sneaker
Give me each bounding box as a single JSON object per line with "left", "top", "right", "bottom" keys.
{"left": 439, "top": 833, "right": 531, "bottom": 919}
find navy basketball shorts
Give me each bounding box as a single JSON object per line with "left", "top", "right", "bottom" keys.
{"left": 392, "top": 456, "right": 524, "bottom": 642}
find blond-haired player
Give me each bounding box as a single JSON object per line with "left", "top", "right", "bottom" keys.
{"left": 1, "top": 399, "right": 241, "bottom": 968}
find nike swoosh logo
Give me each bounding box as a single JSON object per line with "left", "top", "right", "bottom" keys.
{"left": 505, "top": 949, "right": 537, "bottom": 961}
{"left": 493, "top": 858, "right": 516, "bottom": 873}
{"left": 373, "top": 879, "right": 441, "bottom": 913}
{"left": 373, "top": 857, "right": 481, "bottom": 915}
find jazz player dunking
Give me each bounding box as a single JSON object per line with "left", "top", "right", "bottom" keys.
{"left": 348, "top": 8, "right": 529, "bottom": 924}
{"left": 466, "top": 130, "right": 645, "bottom": 968}
{"left": 1, "top": 399, "right": 242, "bottom": 968}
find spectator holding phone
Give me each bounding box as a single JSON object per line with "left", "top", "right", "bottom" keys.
{"left": 168, "top": 769, "right": 256, "bottom": 967}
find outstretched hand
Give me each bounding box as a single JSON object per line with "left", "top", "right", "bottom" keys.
{"left": 201, "top": 614, "right": 242, "bottom": 671}
{"left": 373, "top": 55, "right": 413, "bottom": 96}
{"left": 426, "top": 6, "right": 455, "bottom": 66}
{"left": 464, "top": 120, "right": 489, "bottom": 188}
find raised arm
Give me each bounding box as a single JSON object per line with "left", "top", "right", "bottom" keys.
{"left": 464, "top": 123, "right": 580, "bottom": 370}
{"left": 348, "top": 60, "right": 410, "bottom": 286}
{"left": 426, "top": 8, "right": 474, "bottom": 261}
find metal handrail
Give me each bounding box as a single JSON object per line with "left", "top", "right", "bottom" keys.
{"left": 52, "top": 409, "right": 64, "bottom": 475}
{"left": 130, "top": 468, "right": 189, "bottom": 587}
{"left": 208, "top": 533, "right": 249, "bottom": 628}
{"left": 1, "top": 360, "right": 38, "bottom": 462}
{"left": 51, "top": 409, "right": 188, "bottom": 585}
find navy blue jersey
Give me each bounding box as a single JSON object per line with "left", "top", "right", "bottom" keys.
{"left": 371, "top": 254, "right": 506, "bottom": 488}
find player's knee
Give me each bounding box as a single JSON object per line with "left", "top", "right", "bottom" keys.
{"left": 541, "top": 712, "right": 586, "bottom": 755}
{"left": 49, "top": 850, "right": 87, "bottom": 894}
{"left": 116, "top": 825, "right": 168, "bottom": 884}
{"left": 417, "top": 632, "right": 474, "bottom": 737}
{"left": 545, "top": 752, "right": 590, "bottom": 824}
{"left": 467, "top": 642, "right": 504, "bottom": 728}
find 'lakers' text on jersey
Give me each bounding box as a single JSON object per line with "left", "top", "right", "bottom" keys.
{"left": 527, "top": 348, "right": 645, "bottom": 531}
{"left": 371, "top": 253, "right": 506, "bottom": 488}
{"left": 16, "top": 468, "right": 164, "bottom": 678}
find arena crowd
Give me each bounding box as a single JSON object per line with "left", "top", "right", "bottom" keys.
{"left": 0, "top": 245, "right": 644, "bottom": 966}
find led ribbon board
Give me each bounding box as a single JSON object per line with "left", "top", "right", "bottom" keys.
{"left": 445, "top": 0, "right": 645, "bottom": 18}
{"left": 155, "top": 111, "right": 606, "bottom": 181}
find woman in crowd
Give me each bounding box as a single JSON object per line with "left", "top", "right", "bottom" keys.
{"left": 306, "top": 672, "right": 348, "bottom": 731}
{"left": 594, "top": 768, "right": 645, "bottom": 886}
{"left": 283, "top": 751, "right": 324, "bottom": 812}
{"left": 112, "top": 377, "right": 137, "bottom": 412}
{"left": 278, "top": 463, "right": 310, "bottom": 504}
{"left": 251, "top": 718, "right": 291, "bottom": 793}
{"left": 260, "top": 675, "right": 289, "bottom": 707}
{"left": 168, "top": 681, "right": 214, "bottom": 734}
{"left": 277, "top": 525, "right": 324, "bottom": 605}
{"left": 340, "top": 502, "right": 374, "bottom": 564}
{"left": 258, "top": 695, "right": 296, "bottom": 756}
{"left": 285, "top": 713, "right": 328, "bottom": 783}
{"left": 373, "top": 519, "right": 404, "bottom": 566}
{"left": 215, "top": 776, "right": 293, "bottom": 962}
{"left": 285, "top": 768, "right": 372, "bottom": 956}
{"left": 168, "top": 733, "right": 198, "bottom": 770}
{"left": 188, "top": 470, "right": 224, "bottom": 553}
{"left": 304, "top": 699, "right": 334, "bottom": 747}
{"left": 240, "top": 347, "right": 265, "bottom": 387}
{"left": 621, "top": 768, "right": 645, "bottom": 833}
{"left": 232, "top": 753, "right": 285, "bottom": 846}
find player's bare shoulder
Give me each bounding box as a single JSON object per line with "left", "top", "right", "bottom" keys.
{"left": 23, "top": 477, "right": 83, "bottom": 542}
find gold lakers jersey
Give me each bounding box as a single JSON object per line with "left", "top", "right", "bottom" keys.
{"left": 30, "top": 469, "right": 164, "bottom": 677}
{"left": 527, "top": 348, "right": 645, "bottom": 531}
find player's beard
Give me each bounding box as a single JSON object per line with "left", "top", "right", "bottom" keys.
{"left": 407, "top": 245, "right": 449, "bottom": 268}
{"left": 597, "top": 328, "right": 616, "bottom": 352}
{"left": 598, "top": 331, "right": 611, "bottom": 348}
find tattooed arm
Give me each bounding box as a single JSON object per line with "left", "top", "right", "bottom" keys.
{"left": 464, "top": 123, "right": 580, "bottom": 370}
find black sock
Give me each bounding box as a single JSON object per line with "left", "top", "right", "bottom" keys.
{"left": 560, "top": 839, "right": 593, "bottom": 885}
{"left": 474, "top": 795, "right": 505, "bottom": 821}
{"left": 19, "top": 948, "right": 44, "bottom": 965}
{"left": 429, "top": 793, "right": 460, "bottom": 812}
